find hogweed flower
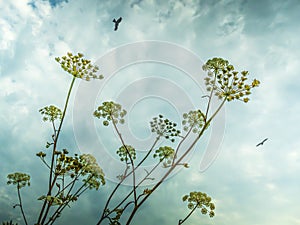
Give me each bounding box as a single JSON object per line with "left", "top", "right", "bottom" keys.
{"left": 93, "top": 101, "right": 127, "bottom": 126}
{"left": 202, "top": 57, "right": 260, "bottom": 103}
{"left": 53, "top": 152, "right": 105, "bottom": 188}
{"left": 7, "top": 173, "right": 30, "bottom": 189}
{"left": 182, "top": 191, "right": 215, "bottom": 218}
{"left": 150, "top": 115, "right": 180, "bottom": 142}
{"left": 39, "top": 105, "right": 62, "bottom": 122}
{"left": 116, "top": 145, "right": 136, "bottom": 163}
{"left": 55, "top": 52, "right": 103, "bottom": 81}
{"left": 153, "top": 146, "right": 175, "bottom": 167}
{"left": 79, "top": 154, "right": 105, "bottom": 188}
{"left": 182, "top": 110, "right": 206, "bottom": 133}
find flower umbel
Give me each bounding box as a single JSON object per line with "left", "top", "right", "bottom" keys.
{"left": 150, "top": 115, "right": 180, "bottom": 142}
{"left": 116, "top": 145, "right": 136, "bottom": 163}
{"left": 7, "top": 173, "right": 30, "bottom": 189}
{"left": 202, "top": 57, "right": 260, "bottom": 103}
{"left": 182, "top": 191, "right": 215, "bottom": 218}
{"left": 55, "top": 52, "right": 103, "bottom": 81}
{"left": 153, "top": 146, "right": 175, "bottom": 167}
{"left": 79, "top": 154, "right": 105, "bottom": 189}
{"left": 39, "top": 105, "right": 62, "bottom": 122}
{"left": 182, "top": 110, "right": 206, "bottom": 133}
{"left": 93, "top": 101, "right": 127, "bottom": 126}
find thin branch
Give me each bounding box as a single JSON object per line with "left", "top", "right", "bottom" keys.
{"left": 16, "top": 185, "right": 28, "bottom": 225}
{"left": 125, "top": 98, "right": 227, "bottom": 225}
{"left": 47, "top": 174, "right": 95, "bottom": 225}
{"left": 111, "top": 118, "right": 138, "bottom": 206}
{"left": 37, "top": 77, "right": 76, "bottom": 224}
{"left": 172, "top": 126, "right": 193, "bottom": 165}
{"left": 205, "top": 70, "right": 218, "bottom": 118}
{"left": 178, "top": 204, "right": 198, "bottom": 225}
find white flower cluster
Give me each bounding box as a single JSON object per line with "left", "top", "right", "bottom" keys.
{"left": 80, "top": 154, "right": 105, "bottom": 178}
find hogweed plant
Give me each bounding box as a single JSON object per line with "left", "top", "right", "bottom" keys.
{"left": 4, "top": 54, "right": 260, "bottom": 225}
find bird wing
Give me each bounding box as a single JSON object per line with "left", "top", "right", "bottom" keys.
{"left": 117, "top": 17, "right": 122, "bottom": 23}
{"left": 256, "top": 143, "right": 261, "bottom": 147}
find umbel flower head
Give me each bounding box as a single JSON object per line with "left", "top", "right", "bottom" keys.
{"left": 79, "top": 154, "right": 106, "bottom": 189}
{"left": 94, "top": 101, "right": 127, "bottom": 126}
{"left": 202, "top": 57, "right": 260, "bottom": 103}
{"left": 116, "top": 145, "right": 136, "bottom": 163}
{"left": 55, "top": 52, "right": 103, "bottom": 81}
{"left": 39, "top": 105, "right": 62, "bottom": 122}
{"left": 182, "top": 191, "right": 215, "bottom": 218}
{"left": 182, "top": 110, "right": 206, "bottom": 133}
{"left": 153, "top": 146, "right": 175, "bottom": 167}
{"left": 150, "top": 114, "right": 180, "bottom": 142}
{"left": 51, "top": 150, "right": 105, "bottom": 190}
{"left": 7, "top": 172, "right": 30, "bottom": 189}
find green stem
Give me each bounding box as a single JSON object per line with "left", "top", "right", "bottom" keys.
{"left": 47, "top": 175, "right": 95, "bottom": 225}
{"left": 205, "top": 70, "right": 218, "bottom": 119}
{"left": 97, "top": 135, "right": 160, "bottom": 224}
{"left": 37, "top": 77, "right": 76, "bottom": 224}
{"left": 172, "top": 127, "right": 193, "bottom": 165}
{"left": 16, "top": 185, "right": 28, "bottom": 225}
{"left": 178, "top": 204, "right": 198, "bottom": 225}
{"left": 49, "top": 76, "right": 76, "bottom": 189}
{"left": 108, "top": 160, "right": 162, "bottom": 218}
{"left": 111, "top": 118, "right": 138, "bottom": 205}
{"left": 125, "top": 98, "right": 227, "bottom": 225}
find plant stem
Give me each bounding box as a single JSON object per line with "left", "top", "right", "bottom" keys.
{"left": 37, "top": 77, "right": 76, "bottom": 224}
{"left": 17, "top": 185, "right": 28, "bottom": 225}
{"left": 111, "top": 118, "right": 138, "bottom": 205}
{"left": 49, "top": 76, "right": 76, "bottom": 189}
{"left": 47, "top": 174, "right": 95, "bottom": 225}
{"left": 178, "top": 204, "right": 198, "bottom": 225}
{"left": 205, "top": 70, "right": 218, "bottom": 118}
{"left": 125, "top": 131, "right": 201, "bottom": 225}
{"left": 108, "top": 160, "right": 162, "bottom": 217}
{"left": 125, "top": 98, "right": 227, "bottom": 225}
{"left": 172, "top": 127, "right": 192, "bottom": 165}
{"left": 97, "top": 135, "right": 160, "bottom": 224}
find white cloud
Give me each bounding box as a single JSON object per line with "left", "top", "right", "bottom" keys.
{"left": 1, "top": 0, "right": 300, "bottom": 224}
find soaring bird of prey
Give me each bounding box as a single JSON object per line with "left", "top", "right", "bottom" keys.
{"left": 256, "top": 138, "right": 268, "bottom": 147}
{"left": 113, "top": 17, "right": 122, "bottom": 31}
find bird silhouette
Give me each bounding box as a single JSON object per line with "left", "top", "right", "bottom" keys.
{"left": 113, "top": 17, "right": 122, "bottom": 31}
{"left": 201, "top": 95, "right": 210, "bottom": 98}
{"left": 256, "top": 138, "right": 268, "bottom": 147}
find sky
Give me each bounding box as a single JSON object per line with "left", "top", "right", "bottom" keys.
{"left": 1, "top": 0, "right": 300, "bottom": 224}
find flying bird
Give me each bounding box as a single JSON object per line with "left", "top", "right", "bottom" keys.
{"left": 256, "top": 138, "right": 268, "bottom": 147}
{"left": 113, "top": 17, "right": 122, "bottom": 31}
{"left": 201, "top": 95, "right": 210, "bottom": 98}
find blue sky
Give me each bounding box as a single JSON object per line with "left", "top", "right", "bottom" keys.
{"left": 1, "top": 0, "right": 300, "bottom": 224}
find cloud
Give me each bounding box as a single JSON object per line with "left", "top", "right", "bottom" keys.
{"left": 1, "top": 0, "right": 300, "bottom": 224}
